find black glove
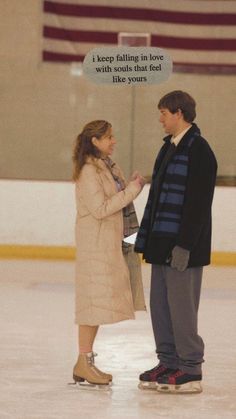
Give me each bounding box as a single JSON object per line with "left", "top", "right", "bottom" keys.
{"left": 170, "top": 246, "right": 190, "bottom": 272}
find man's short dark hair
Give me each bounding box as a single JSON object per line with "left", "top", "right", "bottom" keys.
{"left": 158, "top": 90, "right": 196, "bottom": 123}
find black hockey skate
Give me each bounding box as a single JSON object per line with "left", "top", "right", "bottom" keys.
{"left": 138, "top": 364, "right": 176, "bottom": 390}
{"left": 157, "top": 369, "right": 203, "bottom": 394}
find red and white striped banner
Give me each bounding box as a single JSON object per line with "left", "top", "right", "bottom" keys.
{"left": 42, "top": 0, "right": 236, "bottom": 74}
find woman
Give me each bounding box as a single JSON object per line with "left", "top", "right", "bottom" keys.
{"left": 72, "top": 120, "right": 146, "bottom": 387}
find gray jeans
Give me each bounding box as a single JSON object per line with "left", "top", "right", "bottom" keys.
{"left": 150, "top": 264, "right": 204, "bottom": 374}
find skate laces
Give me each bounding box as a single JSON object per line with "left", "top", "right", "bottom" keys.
{"left": 172, "top": 370, "right": 184, "bottom": 378}
{"left": 91, "top": 352, "right": 98, "bottom": 364}
{"left": 157, "top": 365, "right": 166, "bottom": 373}
{"left": 86, "top": 352, "right": 96, "bottom": 365}
{"left": 87, "top": 352, "right": 98, "bottom": 365}
{"left": 149, "top": 365, "right": 165, "bottom": 374}
{"left": 148, "top": 365, "right": 165, "bottom": 376}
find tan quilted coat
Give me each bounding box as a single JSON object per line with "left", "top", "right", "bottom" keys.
{"left": 75, "top": 157, "right": 146, "bottom": 325}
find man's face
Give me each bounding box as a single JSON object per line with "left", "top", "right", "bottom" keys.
{"left": 159, "top": 108, "right": 180, "bottom": 136}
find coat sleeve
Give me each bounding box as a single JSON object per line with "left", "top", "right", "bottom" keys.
{"left": 78, "top": 164, "right": 141, "bottom": 220}
{"left": 176, "top": 139, "right": 217, "bottom": 251}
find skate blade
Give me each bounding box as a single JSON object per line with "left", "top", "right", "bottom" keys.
{"left": 138, "top": 381, "right": 158, "bottom": 390}
{"left": 157, "top": 381, "right": 202, "bottom": 394}
{"left": 77, "top": 381, "right": 111, "bottom": 391}
{"left": 68, "top": 381, "right": 111, "bottom": 391}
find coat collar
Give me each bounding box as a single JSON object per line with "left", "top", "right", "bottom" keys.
{"left": 86, "top": 156, "right": 120, "bottom": 189}
{"left": 163, "top": 123, "right": 201, "bottom": 149}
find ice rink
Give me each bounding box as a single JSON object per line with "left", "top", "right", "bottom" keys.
{"left": 0, "top": 260, "right": 236, "bottom": 419}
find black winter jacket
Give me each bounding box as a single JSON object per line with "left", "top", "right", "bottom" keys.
{"left": 138, "top": 124, "right": 217, "bottom": 267}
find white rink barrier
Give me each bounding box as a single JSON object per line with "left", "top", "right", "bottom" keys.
{"left": 0, "top": 180, "right": 235, "bottom": 254}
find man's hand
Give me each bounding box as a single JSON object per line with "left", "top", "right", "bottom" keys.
{"left": 170, "top": 246, "right": 190, "bottom": 272}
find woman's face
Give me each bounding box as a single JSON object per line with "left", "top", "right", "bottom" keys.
{"left": 92, "top": 127, "right": 116, "bottom": 157}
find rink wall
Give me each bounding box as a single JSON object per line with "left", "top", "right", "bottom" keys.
{"left": 0, "top": 180, "right": 235, "bottom": 265}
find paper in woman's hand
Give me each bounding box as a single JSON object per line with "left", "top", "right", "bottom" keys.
{"left": 123, "top": 233, "right": 137, "bottom": 245}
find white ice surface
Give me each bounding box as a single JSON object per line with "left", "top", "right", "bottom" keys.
{"left": 0, "top": 261, "right": 236, "bottom": 419}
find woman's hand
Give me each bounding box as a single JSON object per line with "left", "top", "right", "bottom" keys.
{"left": 130, "top": 171, "right": 147, "bottom": 188}
{"left": 131, "top": 175, "right": 146, "bottom": 190}
{"left": 130, "top": 171, "right": 140, "bottom": 181}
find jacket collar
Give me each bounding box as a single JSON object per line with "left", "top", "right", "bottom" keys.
{"left": 163, "top": 123, "right": 201, "bottom": 149}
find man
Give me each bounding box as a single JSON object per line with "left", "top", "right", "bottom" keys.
{"left": 135, "top": 90, "right": 217, "bottom": 393}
